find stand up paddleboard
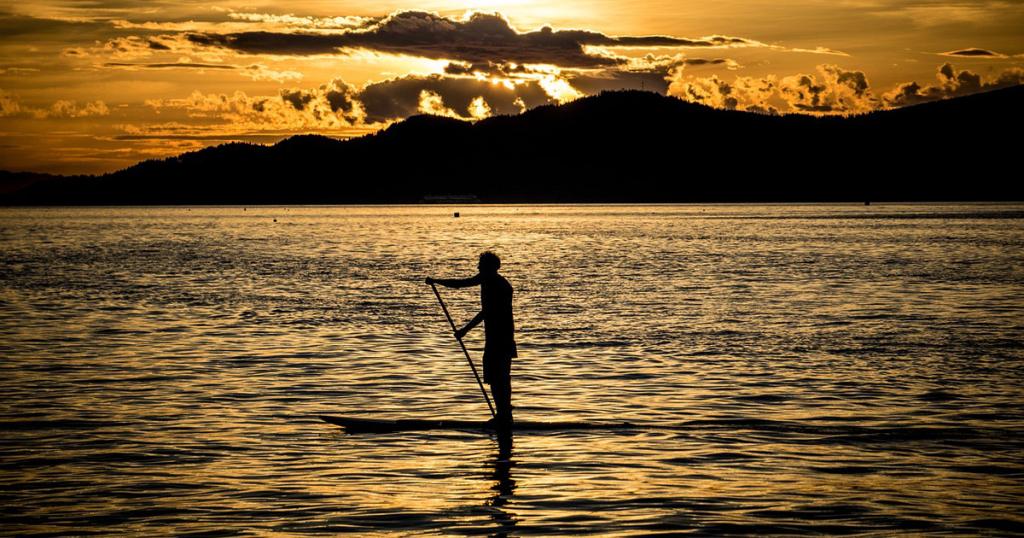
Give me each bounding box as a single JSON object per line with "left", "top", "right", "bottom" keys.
{"left": 320, "top": 415, "right": 636, "bottom": 433}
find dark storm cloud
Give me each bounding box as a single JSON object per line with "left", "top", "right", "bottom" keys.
{"left": 939, "top": 48, "right": 1006, "bottom": 58}
{"left": 187, "top": 11, "right": 756, "bottom": 67}
{"left": 355, "top": 74, "right": 555, "bottom": 122}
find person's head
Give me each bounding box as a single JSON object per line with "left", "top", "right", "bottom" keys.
{"left": 478, "top": 251, "right": 501, "bottom": 274}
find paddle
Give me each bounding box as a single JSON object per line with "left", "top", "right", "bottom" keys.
{"left": 430, "top": 282, "right": 496, "bottom": 418}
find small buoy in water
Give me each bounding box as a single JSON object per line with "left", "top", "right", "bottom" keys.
{"left": 273, "top": 218, "right": 277, "bottom": 222}
{"left": 454, "top": 212, "right": 460, "bottom": 218}
{"left": 865, "top": 201, "right": 871, "bottom": 206}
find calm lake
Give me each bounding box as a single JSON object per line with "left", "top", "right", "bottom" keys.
{"left": 2, "top": 204, "right": 1023, "bottom": 535}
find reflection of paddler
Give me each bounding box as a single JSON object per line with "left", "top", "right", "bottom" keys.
{"left": 427, "top": 251, "right": 517, "bottom": 429}
{"left": 487, "top": 434, "right": 516, "bottom": 534}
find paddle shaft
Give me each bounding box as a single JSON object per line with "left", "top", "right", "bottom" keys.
{"left": 430, "top": 283, "right": 496, "bottom": 418}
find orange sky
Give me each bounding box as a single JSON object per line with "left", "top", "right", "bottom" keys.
{"left": 1, "top": 1, "right": 1022, "bottom": 174}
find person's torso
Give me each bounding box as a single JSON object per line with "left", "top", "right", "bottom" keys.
{"left": 480, "top": 274, "right": 516, "bottom": 350}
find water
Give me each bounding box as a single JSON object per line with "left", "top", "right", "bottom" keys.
{"left": 1, "top": 204, "right": 1022, "bottom": 536}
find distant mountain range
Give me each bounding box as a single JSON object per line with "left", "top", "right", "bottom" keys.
{"left": 3, "top": 86, "right": 1022, "bottom": 204}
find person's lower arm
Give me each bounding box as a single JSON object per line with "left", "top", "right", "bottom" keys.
{"left": 456, "top": 311, "right": 484, "bottom": 338}
{"left": 466, "top": 311, "right": 484, "bottom": 330}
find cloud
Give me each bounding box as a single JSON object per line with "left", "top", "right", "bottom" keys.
{"left": 145, "top": 88, "right": 360, "bottom": 131}
{"left": 0, "top": 89, "right": 22, "bottom": 117}
{"left": 67, "top": 33, "right": 205, "bottom": 60}
{"left": 103, "top": 62, "right": 235, "bottom": 70}
{"left": 141, "top": 67, "right": 567, "bottom": 129}
{"left": 322, "top": 79, "right": 361, "bottom": 118}
{"left": 781, "top": 46, "right": 850, "bottom": 57}
{"left": 280, "top": 89, "right": 314, "bottom": 111}
{"left": 668, "top": 61, "right": 1024, "bottom": 114}
{"left": 568, "top": 69, "right": 674, "bottom": 94}
{"left": 440, "top": 54, "right": 741, "bottom": 97}
{"left": 112, "top": 129, "right": 300, "bottom": 142}
{"left": 667, "top": 63, "right": 876, "bottom": 114}
{"left": 106, "top": 11, "right": 369, "bottom": 33}
{"left": 102, "top": 36, "right": 174, "bottom": 60}
{"left": 778, "top": 64, "right": 874, "bottom": 113}
{"left": 416, "top": 91, "right": 499, "bottom": 121}
{"left": 64, "top": 33, "right": 232, "bottom": 65}
{"left": 0, "top": 67, "right": 39, "bottom": 76}
{"left": 187, "top": 10, "right": 757, "bottom": 68}
{"left": 112, "top": 118, "right": 374, "bottom": 145}
{"left": 273, "top": 80, "right": 366, "bottom": 123}
{"left": 881, "top": 63, "right": 1024, "bottom": 106}
{"left": 225, "top": 11, "right": 371, "bottom": 30}
{"left": 46, "top": 100, "right": 111, "bottom": 118}
{"left": 939, "top": 48, "right": 1008, "bottom": 58}
{"left": 55, "top": 26, "right": 304, "bottom": 83}
{"left": 0, "top": 13, "right": 109, "bottom": 39}
{"left": 61, "top": 46, "right": 89, "bottom": 57}
{"left": 567, "top": 54, "right": 741, "bottom": 94}
{"left": 123, "top": 44, "right": 748, "bottom": 131}
{"left": 467, "top": 96, "right": 492, "bottom": 120}
{"left": 357, "top": 73, "right": 554, "bottom": 122}
{"left": 417, "top": 90, "right": 464, "bottom": 119}
{"left": 668, "top": 73, "right": 781, "bottom": 114}
{"left": 142, "top": 76, "right": 376, "bottom": 130}
{"left": 241, "top": 64, "right": 303, "bottom": 82}
{"left": 274, "top": 78, "right": 366, "bottom": 122}
{"left": 0, "top": 89, "right": 110, "bottom": 119}
{"left": 99, "top": 59, "right": 301, "bottom": 81}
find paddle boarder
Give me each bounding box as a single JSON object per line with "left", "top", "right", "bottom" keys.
{"left": 426, "top": 251, "right": 517, "bottom": 428}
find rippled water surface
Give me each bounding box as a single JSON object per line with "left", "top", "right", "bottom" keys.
{"left": 2, "top": 204, "right": 1023, "bottom": 536}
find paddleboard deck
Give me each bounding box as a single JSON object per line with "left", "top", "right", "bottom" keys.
{"left": 320, "top": 415, "right": 636, "bottom": 433}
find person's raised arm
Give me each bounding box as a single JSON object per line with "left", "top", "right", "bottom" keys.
{"left": 426, "top": 274, "right": 482, "bottom": 289}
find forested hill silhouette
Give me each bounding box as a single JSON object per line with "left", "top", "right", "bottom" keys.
{"left": 4, "top": 85, "right": 1023, "bottom": 204}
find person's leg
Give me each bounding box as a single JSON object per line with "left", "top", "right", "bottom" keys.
{"left": 492, "top": 379, "right": 512, "bottom": 422}
{"left": 491, "top": 358, "right": 512, "bottom": 424}
{"left": 483, "top": 353, "right": 512, "bottom": 426}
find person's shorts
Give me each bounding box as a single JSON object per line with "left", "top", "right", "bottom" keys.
{"left": 483, "top": 353, "right": 511, "bottom": 386}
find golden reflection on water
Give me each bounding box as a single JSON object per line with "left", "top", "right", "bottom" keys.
{"left": 1, "top": 204, "right": 1023, "bottom": 534}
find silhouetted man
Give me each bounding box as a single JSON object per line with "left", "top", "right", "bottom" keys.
{"left": 427, "top": 251, "right": 517, "bottom": 428}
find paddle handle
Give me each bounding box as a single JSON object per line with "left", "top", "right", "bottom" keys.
{"left": 431, "top": 283, "right": 496, "bottom": 418}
